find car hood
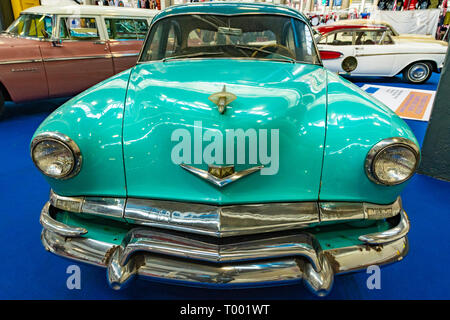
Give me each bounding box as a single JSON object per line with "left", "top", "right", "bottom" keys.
{"left": 123, "top": 59, "right": 327, "bottom": 204}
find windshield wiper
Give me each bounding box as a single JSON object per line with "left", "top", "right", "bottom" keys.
{"left": 162, "top": 51, "right": 225, "bottom": 62}
{"left": 232, "top": 45, "right": 296, "bottom": 63}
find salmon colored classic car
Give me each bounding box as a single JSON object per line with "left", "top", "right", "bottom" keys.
{"left": 0, "top": 5, "right": 158, "bottom": 116}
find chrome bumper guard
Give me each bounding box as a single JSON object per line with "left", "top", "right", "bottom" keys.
{"left": 40, "top": 201, "right": 409, "bottom": 296}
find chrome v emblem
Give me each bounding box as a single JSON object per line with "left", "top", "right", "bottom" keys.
{"left": 180, "top": 164, "right": 263, "bottom": 188}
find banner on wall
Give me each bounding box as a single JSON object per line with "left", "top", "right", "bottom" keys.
{"left": 370, "top": 9, "right": 440, "bottom": 36}
{"left": 361, "top": 85, "right": 435, "bottom": 122}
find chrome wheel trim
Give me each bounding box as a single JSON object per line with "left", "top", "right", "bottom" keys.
{"left": 408, "top": 63, "right": 430, "bottom": 82}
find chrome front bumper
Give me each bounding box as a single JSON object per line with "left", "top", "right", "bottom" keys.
{"left": 40, "top": 200, "right": 410, "bottom": 296}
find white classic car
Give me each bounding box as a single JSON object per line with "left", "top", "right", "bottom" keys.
{"left": 315, "top": 24, "right": 448, "bottom": 83}
{"left": 335, "top": 19, "right": 439, "bottom": 42}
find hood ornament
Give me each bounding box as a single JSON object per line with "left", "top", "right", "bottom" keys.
{"left": 208, "top": 85, "right": 237, "bottom": 114}
{"left": 180, "top": 164, "right": 263, "bottom": 188}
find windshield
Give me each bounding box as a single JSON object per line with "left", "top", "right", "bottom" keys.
{"left": 5, "top": 14, "right": 53, "bottom": 39}
{"left": 140, "top": 14, "right": 320, "bottom": 64}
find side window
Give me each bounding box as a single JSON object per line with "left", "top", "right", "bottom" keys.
{"left": 60, "top": 17, "right": 99, "bottom": 40}
{"left": 134, "top": 19, "right": 149, "bottom": 39}
{"left": 105, "top": 18, "right": 149, "bottom": 40}
{"left": 318, "top": 35, "right": 329, "bottom": 45}
{"left": 9, "top": 14, "right": 52, "bottom": 38}
{"left": 143, "top": 24, "right": 163, "bottom": 60}
{"left": 330, "top": 31, "right": 354, "bottom": 46}
{"left": 383, "top": 31, "right": 394, "bottom": 44}
{"left": 141, "top": 19, "right": 177, "bottom": 60}
{"left": 355, "top": 30, "right": 383, "bottom": 45}
{"left": 166, "top": 25, "right": 178, "bottom": 55}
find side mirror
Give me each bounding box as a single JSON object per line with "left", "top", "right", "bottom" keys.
{"left": 51, "top": 38, "right": 63, "bottom": 47}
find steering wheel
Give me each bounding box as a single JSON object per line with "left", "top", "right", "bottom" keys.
{"left": 250, "top": 43, "right": 296, "bottom": 59}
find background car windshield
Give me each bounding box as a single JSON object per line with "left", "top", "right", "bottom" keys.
{"left": 140, "top": 14, "right": 319, "bottom": 64}
{"left": 6, "top": 14, "right": 53, "bottom": 39}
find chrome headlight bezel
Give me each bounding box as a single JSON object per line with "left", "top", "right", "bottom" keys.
{"left": 365, "top": 137, "right": 420, "bottom": 186}
{"left": 31, "top": 132, "right": 82, "bottom": 180}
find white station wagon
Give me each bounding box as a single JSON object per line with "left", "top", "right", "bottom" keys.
{"left": 315, "top": 24, "right": 448, "bottom": 83}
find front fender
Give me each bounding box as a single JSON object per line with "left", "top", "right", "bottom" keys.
{"left": 320, "top": 71, "right": 419, "bottom": 204}
{"left": 31, "top": 69, "right": 132, "bottom": 197}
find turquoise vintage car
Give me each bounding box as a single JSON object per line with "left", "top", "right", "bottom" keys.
{"left": 31, "top": 3, "right": 419, "bottom": 296}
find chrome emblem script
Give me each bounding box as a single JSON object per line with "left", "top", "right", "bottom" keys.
{"left": 180, "top": 164, "right": 263, "bottom": 188}
{"left": 208, "top": 85, "right": 237, "bottom": 114}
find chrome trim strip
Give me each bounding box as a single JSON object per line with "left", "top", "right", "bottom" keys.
{"left": 365, "top": 197, "right": 402, "bottom": 220}
{"left": 356, "top": 52, "right": 445, "bottom": 57}
{"left": 319, "top": 202, "right": 365, "bottom": 221}
{"left": 358, "top": 210, "right": 410, "bottom": 244}
{"left": 125, "top": 198, "right": 319, "bottom": 237}
{"left": 82, "top": 197, "right": 126, "bottom": 219}
{"left": 31, "top": 132, "right": 82, "bottom": 180}
{"left": 365, "top": 137, "right": 420, "bottom": 186}
{"left": 180, "top": 164, "right": 263, "bottom": 188}
{"left": 49, "top": 190, "right": 125, "bottom": 220}
{"left": 40, "top": 202, "right": 87, "bottom": 237}
{"left": 320, "top": 196, "right": 402, "bottom": 221}
{"left": 49, "top": 191, "right": 84, "bottom": 213}
{"left": 0, "top": 59, "right": 43, "bottom": 65}
{"left": 111, "top": 53, "right": 139, "bottom": 58}
{"left": 43, "top": 55, "right": 113, "bottom": 62}
{"left": 48, "top": 191, "right": 402, "bottom": 237}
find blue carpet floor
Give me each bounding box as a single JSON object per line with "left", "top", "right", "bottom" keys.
{"left": 0, "top": 73, "right": 448, "bottom": 299}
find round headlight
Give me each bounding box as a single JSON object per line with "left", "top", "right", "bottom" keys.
{"left": 365, "top": 137, "right": 420, "bottom": 186}
{"left": 31, "top": 132, "right": 81, "bottom": 179}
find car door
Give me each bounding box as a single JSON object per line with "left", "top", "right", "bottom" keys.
{"left": 40, "top": 15, "right": 114, "bottom": 98}
{"left": 104, "top": 16, "right": 150, "bottom": 73}
{"left": 1, "top": 13, "right": 51, "bottom": 102}
{"left": 317, "top": 30, "right": 356, "bottom": 73}
{"left": 352, "top": 30, "right": 396, "bottom": 76}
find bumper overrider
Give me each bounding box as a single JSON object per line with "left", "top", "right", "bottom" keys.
{"left": 40, "top": 191, "right": 409, "bottom": 296}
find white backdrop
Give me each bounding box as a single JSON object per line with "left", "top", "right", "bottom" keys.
{"left": 370, "top": 9, "right": 441, "bottom": 36}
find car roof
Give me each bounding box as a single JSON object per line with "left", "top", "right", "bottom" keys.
{"left": 316, "top": 24, "right": 387, "bottom": 34}
{"left": 337, "top": 19, "right": 391, "bottom": 26}
{"left": 22, "top": 5, "right": 158, "bottom": 17}
{"left": 152, "top": 2, "right": 309, "bottom": 24}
